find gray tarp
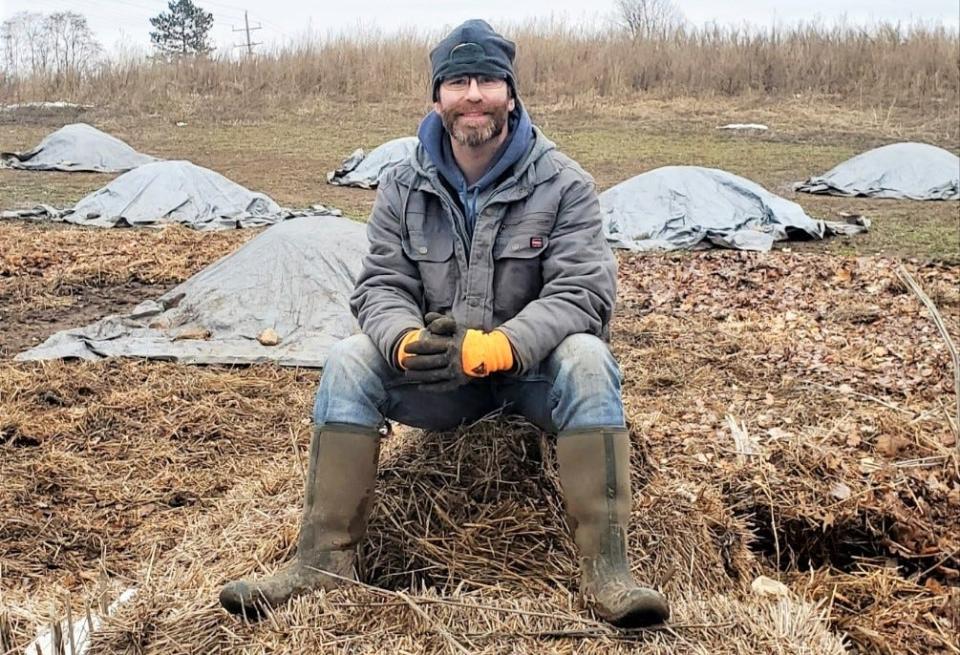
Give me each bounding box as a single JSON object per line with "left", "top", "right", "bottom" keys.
{"left": 1, "top": 123, "right": 157, "bottom": 172}
{"left": 795, "top": 142, "right": 959, "bottom": 200}
{"left": 66, "top": 160, "right": 288, "bottom": 230}
{"left": 601, "top": 166, "right": 868, "bottom": 252}
{"left": 17, "top": 216, "right": 367, "bottom": 367}
{"left": 327, "top": 136, "right": 419, "bottom": 188}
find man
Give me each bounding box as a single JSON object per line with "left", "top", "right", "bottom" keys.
{"left": 220, "top": 19, "right": 670, "bottom": 628}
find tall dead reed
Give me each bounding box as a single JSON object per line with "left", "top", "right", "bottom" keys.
{"left": 1, "top": 19, "right": 956, "bottom": 113}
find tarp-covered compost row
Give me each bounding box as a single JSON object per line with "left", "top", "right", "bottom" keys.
{"left": 17, "top": 216, "right": 367, "bottom": 367}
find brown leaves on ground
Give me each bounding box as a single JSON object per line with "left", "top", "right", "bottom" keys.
{"left": 615, "top": 249, "right": 959, "bottom": 655}
{"left": 1, "top": 247, "right": 958, "bottom": 654}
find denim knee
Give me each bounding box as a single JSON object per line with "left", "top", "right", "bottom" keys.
{"left": 312, "top": 334, "right": 392, "bottom": 429}
{"left": 547, "top": 333, "right": 625, "bottom": 431}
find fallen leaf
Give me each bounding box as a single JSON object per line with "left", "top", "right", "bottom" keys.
{"left": 830, "top": 481, "right": 852, "bottom": 500}
{"left": 924, "top": 577, "right": 947, "bottom": 594}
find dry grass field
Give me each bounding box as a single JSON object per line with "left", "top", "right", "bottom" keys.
{"left": 1, "top": 44, "right": 958, "bottom": 655}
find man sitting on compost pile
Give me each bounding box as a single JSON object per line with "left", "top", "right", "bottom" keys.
{"left": 220, "top": 19, "right": 670, "bottom": 628}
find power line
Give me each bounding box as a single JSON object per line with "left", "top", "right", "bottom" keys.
{"left": 253, "top": 16, "right": 290, "bottom": 39}
{"left": 12, "top": 0, "right": 142, "bottom": 20}
{"left": 197, "top": 0, "right": 256, "bottom": 22}
{"left": 9, "top": 0, "right": 247, "bottom": 29}
{"left": 8, "top": 0, "right": 292, "bottom": 48}
{"left": 232, "top": 10, "right": 261, "bottom": 54}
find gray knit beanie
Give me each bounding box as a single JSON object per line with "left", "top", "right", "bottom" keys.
{"left": 430, "top": 20, "right": 517, "bottom": 100}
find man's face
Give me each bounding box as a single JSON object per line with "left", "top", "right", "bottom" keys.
{"left": 434, "top": 74, "right": 515, "bottom": 148}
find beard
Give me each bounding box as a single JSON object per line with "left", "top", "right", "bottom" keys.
{"left": 440, "top": 101, "right": 510, "bottom": 147}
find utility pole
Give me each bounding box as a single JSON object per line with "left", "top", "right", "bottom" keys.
{"left": 232, "top": 11, "right": 262, "bottom": 55}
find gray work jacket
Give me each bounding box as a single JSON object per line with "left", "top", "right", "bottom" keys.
{"left": 349, "top": 127, "right": 617, "bottom": 374}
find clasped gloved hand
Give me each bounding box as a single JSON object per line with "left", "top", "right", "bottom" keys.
{"left": 397, "top": 312, "right": 514, "bottom": 392}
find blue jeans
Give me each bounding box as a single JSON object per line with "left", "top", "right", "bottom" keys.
{"left": 313, "top": 332, "right": 625, "bottom": 433}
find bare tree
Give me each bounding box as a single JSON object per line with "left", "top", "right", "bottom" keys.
{"left": 616, "top": 0, "right": 685, "bottom": 40}
{"left": 45, "top": 12, "right": 102, "bottom": 77}
{"left": 0, "top": 12, "right": 45, "bottom": 76}
{"left": 0, "top": 16, "right": 18, "bottom": 75}
{"left": 0, "top": 11, "right": 101, "bottom": 78}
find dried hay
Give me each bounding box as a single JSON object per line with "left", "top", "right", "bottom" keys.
{"left": 1, "top": 246, "right": 958, "bottom": 654}
{"left": 789, "top": 566, "right": 960, "bottom": 655}
{"left": 0, "top": 360, "right": 317, "bottom": 600}
{"left": 87, "top": 589, "right": 846, "bottom": 654}
{"left": 83, "top": 422, "right": 833, "bottom": 655}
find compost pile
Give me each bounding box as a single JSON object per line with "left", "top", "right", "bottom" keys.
{"left": 1, "top": 247, "right": 957, "bottom": 655}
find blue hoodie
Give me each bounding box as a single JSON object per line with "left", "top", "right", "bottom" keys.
{"left": 417, "top": 105, "right": 533, "bottom": 241}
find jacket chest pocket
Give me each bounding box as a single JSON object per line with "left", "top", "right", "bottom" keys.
{"left": 402, "top": 227, "right": 458, "bottom": 312}
{"left": 491, "top": 231, "right": 549, "bottom": 323}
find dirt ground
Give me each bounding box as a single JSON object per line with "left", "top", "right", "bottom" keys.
{"left": 0, "top": 278, "right": 169, "bottom": 358}
{"left": 0, "top": 96, "right": 958, "bottom": 654}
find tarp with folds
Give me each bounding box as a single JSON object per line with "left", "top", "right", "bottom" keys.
{"left": 327, "top": 136, "right": 419, "bottom": 188}
{"left": 66, "top": 160, "right": 287, "bottom": 230}
{"left": 600, "top": 165, "right": 867, "bottom": 252}
{"left": 795, "top": 142, "right": 959, "bottom": 200}
{"left": 17, "top": 216, "right": 367, "bottom": 367}
{"left": 1, "top": 123, "right": 157, "bottom": 172}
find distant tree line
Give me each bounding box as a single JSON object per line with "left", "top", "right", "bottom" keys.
{"left": 0, "top": 1, "right": 215, "bottom": 79}
{"left": 1, "top": 6, "right": 955, "bottom": 106}
{"left": 616, "top": 0, "right": 686, "bottom": 40}
{"left": 0, "top": 12, "right": 102, "bottom": 79}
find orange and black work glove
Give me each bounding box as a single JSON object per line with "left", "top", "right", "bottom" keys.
{"left": 401, "top": 313, "right": 514, "bottom": 392}
{"left": 396, "top": 328, "right": 426, "bottom": 369}
{"left": 394, "top": 313, "right": 449, "bottom": 370}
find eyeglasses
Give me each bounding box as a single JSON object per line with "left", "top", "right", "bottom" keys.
{"left": 441, "top": 75, "right": 507, "bottom": 92}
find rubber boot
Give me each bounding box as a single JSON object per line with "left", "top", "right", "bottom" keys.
{"left": 556, "top": 427, "right": 670, "bottom": 628}
{"left": 219, "top": 423, "right": 380, "bottom": 619}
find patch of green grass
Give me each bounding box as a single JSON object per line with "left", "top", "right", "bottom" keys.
{"left": 1, "top": 98, "right": 956, "bottom": 261}
{"left": 787, "top": 196, "right": 960, "bottom": 263}
{"left": 541, "top": 110, "right": 958, "bottom": 263}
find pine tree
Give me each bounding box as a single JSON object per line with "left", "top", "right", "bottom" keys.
{"left": 149, "top": 0, "right": 214, "bottom": 57}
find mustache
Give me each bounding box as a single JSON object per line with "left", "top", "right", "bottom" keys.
{"left": 449, "top": 103, "right": 496, "bottom": 116}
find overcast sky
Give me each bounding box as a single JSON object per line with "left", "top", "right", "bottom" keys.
{"left": 2, "top": 0, "right": 957, "bottom": 54}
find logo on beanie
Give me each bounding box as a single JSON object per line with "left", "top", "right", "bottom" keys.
{"left": 450, "top": 42, "right": 485, "bottom": 63}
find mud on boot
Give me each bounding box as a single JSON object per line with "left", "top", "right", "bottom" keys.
{"left": 219, "top": 550, "right": 355, "bottom": 620}
{"left": 581, "top": 556, "right": 670, "bottom": 627}
{"left": 556, "top": 427, "right": 670, "bottom": 628}
{"left": 219, "top": 424, "right": 380, "bottom": 620}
